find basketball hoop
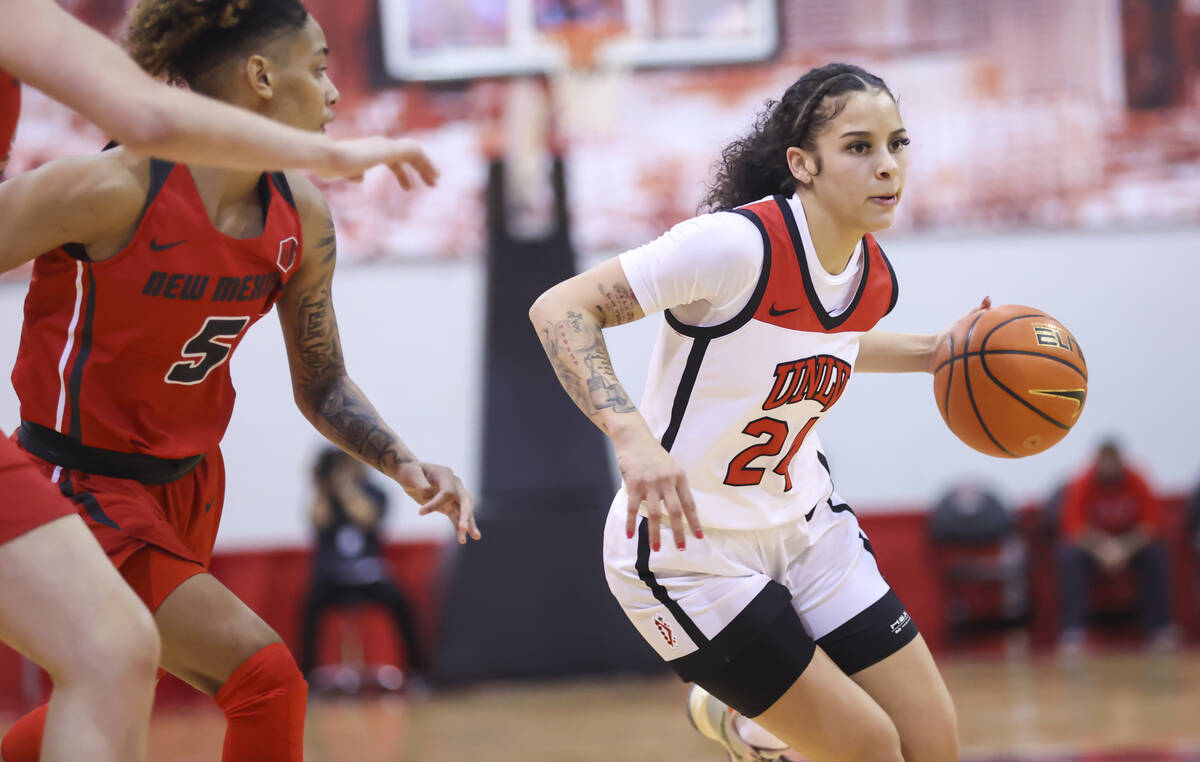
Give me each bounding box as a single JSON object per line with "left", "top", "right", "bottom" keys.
{"left": 545, "top": 19, "right": 625, "bottom": 71}
{"left": 543, "top": 19, "right": 630, "bottom": 139}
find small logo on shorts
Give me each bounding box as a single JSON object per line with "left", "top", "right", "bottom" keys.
{"left": 890, "top": 611, "right": 912, "bottom": 635}
{"left": 654, "top": 616, "right": 677, "bottom": 647}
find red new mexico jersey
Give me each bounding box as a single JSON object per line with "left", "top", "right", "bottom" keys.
{"left": 12, "top": 159, "right": 303, "bottom": 458}
{"left": 0, "top": 67, "right": 19, "bottom": 167}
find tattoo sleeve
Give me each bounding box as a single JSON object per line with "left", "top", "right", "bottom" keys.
{"left": 537, "top": 292, "right": 639, "bottom": 432}
{"left": 592, "top": 281, "right": 639, "bottom": 328}
{"left": 289, "top": 215, "right": 415, "bottom": 476}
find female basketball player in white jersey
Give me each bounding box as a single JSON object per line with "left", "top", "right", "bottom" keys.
{"left": 531, "top": 63, "right": 981, "bottom": 762}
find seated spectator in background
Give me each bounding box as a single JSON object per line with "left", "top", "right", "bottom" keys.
{"left": 300, "top": 448, "right": 426, "bottom": 685}
{"left": 1058, "top": 440, "right": 1177, "bottom": 652}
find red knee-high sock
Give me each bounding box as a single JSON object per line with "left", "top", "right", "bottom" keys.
{"left": 214, "top": 642, "right": 308, "bottom": 762}
{"left": 0, "top": 704, "right": 47, "bottom": 762}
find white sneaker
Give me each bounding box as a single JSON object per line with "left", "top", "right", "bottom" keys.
{"left": 686, "top": 685, "right": 787, "bottom": 762}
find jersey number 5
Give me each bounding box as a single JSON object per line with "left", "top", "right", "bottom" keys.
{"left": 723, "top": 415, "right": 819, "bottom": 492}
{"left": 165, "top": 317, "right": 251, "bottom": 385}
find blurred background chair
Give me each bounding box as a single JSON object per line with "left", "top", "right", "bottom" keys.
{"left": 928, "top": 483, "right": 1030, "bottom": 645}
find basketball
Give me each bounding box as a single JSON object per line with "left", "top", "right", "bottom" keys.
{"left": 932, "top": 305, "right": 1087, "bottom": 458}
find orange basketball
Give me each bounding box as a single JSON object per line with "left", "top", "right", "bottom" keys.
{"left": 932, "top": 305, "right": 1087, "bottom": 458}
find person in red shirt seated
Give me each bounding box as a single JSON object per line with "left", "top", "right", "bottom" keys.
{"left": 1058, "top": 439, "right": 1177, "bottom": 651}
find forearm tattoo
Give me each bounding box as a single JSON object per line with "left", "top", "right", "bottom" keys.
{"left": 539, "top": 308, "right": 637, "bottom": 427}
{"left": 294, "top": 223, "right": 413, "bottom": 475}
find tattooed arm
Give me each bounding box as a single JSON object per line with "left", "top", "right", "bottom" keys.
{"left": 278, "top": 176, "right": 479, "bottom": 543}
{"left": 529, "top": 257, "right": 701, "bottom": 550}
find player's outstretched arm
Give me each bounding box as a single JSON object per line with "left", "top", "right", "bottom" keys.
{"left": 529, "top": 257, "right": 703, "bottom": 551}
{"left": 0, "top": 151, "right": 144, "bottom": 274}
{"left": 857, "top": 297, "right": 991, "bottom": 373}
{"left": 276, "top": 176, "right": 479, "bottom": 543}
{"left": 0, "top": 0, "right": 439, "bottom": 184}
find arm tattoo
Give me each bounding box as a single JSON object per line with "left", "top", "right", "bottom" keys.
{"left": 294, "top": 285, "right": 414, "bottom": 475}
{"left": 315, "top": 214, "right": 337, "bottom": 265}
{"left": 539, "top": 309, "right": 637, "bottom": 426}
{"left": 592, "top": 282, "right": 639, "bottom": 327}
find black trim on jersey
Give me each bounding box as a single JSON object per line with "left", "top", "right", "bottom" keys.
{"left": 816, "top": 450, "right": 831, "bottom": 476}
{"left": 774, "top": 195, "right": 872, "bottom": 332}
{"left": 636, "top": 519, "right": 708, "bottom": 649}
{"left": 61, "top": 243, "right": 89, "bottom": 261}
{"left": 57, "top": 471, "right": 121, "bottom": 530}
{"left": 860, "top": 532, "right": 875, "bottom": 555}
{"left": 144, "top": 159, "right": 174, "bottom": 216}
{"left": 666, "top": 577, "right": 797, "bottom": 685}
{"left": 879, "top": 244, "right": 899, "bottom": 315}
{"left": 659, "top": 338, "right": 710, "bottom": 452}
{"left": 830, "top": 500, "right": 855, "bottom": 515}
{"left": 60, "top": 160, "right": 174, "bottom": 262}
{"left": 270, "top": 172, "right": 296, "bottom": 210}
{"left": 20, "top": 421, "right": 204, "bottom": 485}
{"left": 662, "top": 208, "right": 772, "bottom": 340}
{"left": 254, "top": 173, "right": 274, "bottom": 224}
{"left": 66, "top": 264, "right": 96, "bottom": 441}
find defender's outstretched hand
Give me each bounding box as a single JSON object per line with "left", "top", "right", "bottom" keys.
{"left": 399, "top": 462, "right": 480, "bottom": 544}
{"left": 320, "top": 136, "right": 440, "bottom": 188}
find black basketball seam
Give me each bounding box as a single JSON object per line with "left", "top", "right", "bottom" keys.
{"left": 942, "top": 333, "right": 954, "bottom": 421}
{"left": 933, "top": 349, "right": 1087, "bottom": 379}
{"left": 975, "top": 313, "right": 1087, "bottom": 379}
{"left": 962, "top": 313, "right": 1014, "bottom": 457}
{"left": 977, "top": 351, "right": 1071, "bottom": 430}
{"left": 979, "top": 317, "right": 1075, "bottom": 431}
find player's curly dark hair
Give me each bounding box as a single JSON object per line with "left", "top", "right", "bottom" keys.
{"left": 701, "top": 63, "right": 896, "bottom": 212}
{"left": 124, "top": 0, "right": 309, "bottom": 88}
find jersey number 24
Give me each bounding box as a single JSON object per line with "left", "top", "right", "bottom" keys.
{"left": 723, "top": 415, "right": 819, "bottom": 492}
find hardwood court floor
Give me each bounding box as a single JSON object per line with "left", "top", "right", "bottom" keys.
{"left": 62, "top": 650, "right": 1200, "bottom": 761}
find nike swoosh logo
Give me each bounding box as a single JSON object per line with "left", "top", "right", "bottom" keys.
{"left": 149, "top": 238, "right": 186, "bottom": 252}
{"left": 1029, "top": 388, "right": 1087, "bottom": 417}
{"left": 768, "top": 304, "right": 801, "bottom": 316}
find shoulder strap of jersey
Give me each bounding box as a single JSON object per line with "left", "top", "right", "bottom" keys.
{"left": 661, "top": 206, "right": 772, "bottom": 340}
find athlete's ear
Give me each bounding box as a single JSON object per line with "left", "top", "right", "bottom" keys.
{"left": 246, "top": 55, "right": 274, "bottom": 100}
{"left": 786, "top": 147, "right": 817, "bottom": 185}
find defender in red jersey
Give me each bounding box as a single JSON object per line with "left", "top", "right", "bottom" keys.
{"left": 0, "top": 1, "right": 477, "bottom": 760}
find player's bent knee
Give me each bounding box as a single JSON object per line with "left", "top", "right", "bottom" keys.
{"left": 216, "top": 642, "right": 308, "bottom": 711}
{"left": 906, "top": 724, "right": 959, "bottom": 762}
{"left": 56, "top": 603, "right": 160, "bottom": 691}
{"left": 848, "top": 724, "right": 904, "bottom": 762}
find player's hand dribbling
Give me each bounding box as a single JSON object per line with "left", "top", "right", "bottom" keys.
{"left": 928, "top": 296, "right": 992, "bottom": 373}
{"left": 397, "top": 462, "right": 481, "bottom": 544}
{"left": 319, "top": 136, "right": 440, "bottom": 188}
{"left": 616, "top": 439, "right": 703, "bottom": 553}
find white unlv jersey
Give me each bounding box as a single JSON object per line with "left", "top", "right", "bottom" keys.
{"left": 634, "top": 195, "right": 899, "bottom": 532}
